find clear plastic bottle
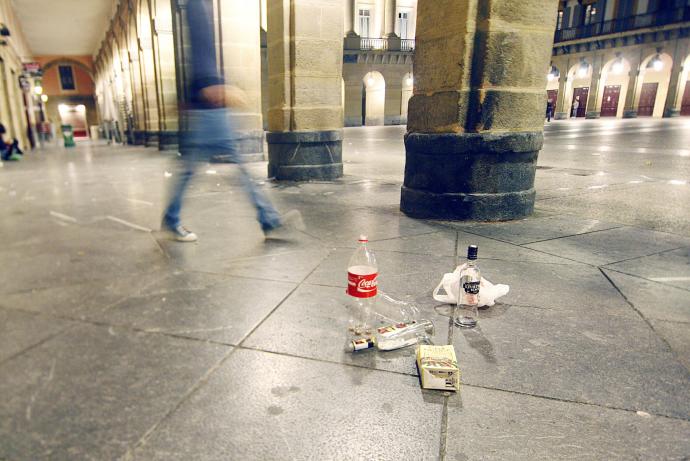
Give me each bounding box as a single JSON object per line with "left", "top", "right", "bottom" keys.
{"left": 345, "top": 319, "right": 435, "bottom": 352}
{"left": 454, "top": 245, "right": 480, "bottom": 328}
{"left": 347, "top": 235, "right": 378, "bottom": 335}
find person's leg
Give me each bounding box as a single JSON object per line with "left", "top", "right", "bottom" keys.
{"left": 12, "top": 139, "right": 22, "bottom": 155}
{"left": 236, "top": 162, "right": 282, "bottom": 231}
{"left": 162, "top": 159, "right": 196, "bottom": 229}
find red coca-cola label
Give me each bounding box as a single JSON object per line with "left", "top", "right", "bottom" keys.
{"left": 347, "top": 272, "right": 378, "bottom": 298}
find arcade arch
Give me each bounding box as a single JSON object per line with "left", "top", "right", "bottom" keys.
{"left": 362, "top": 71, "right": 385, "bottom": 126}
{"left": 635, "top": 52, "right": 673, "bottom": 117}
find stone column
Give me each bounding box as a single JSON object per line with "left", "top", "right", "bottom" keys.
{"left": 401, "top": 0, "right": 558, "bottom": 221}
{"left": 554, "top": 59, "right": 569, "bottom": 119}
{"left": 663, "top": 41, "right": 687, "bottom": 118}
{"left": 344, "top": 0, "right": 361, "bottom": 50}
{"left": 129, "top": 14, "right": 147, "bottom": 145}
{"left": 266, "top": 0, "right": 344, "bottom": 180}
{"left": 385, "top": 0, "right": 401, "bottom": 50}
{"left": 152, "top": 0, "right": 179, "bottom": 150}
{"left": 585, "top": 54, "right": 604, "bottom": 118}
{"left": 623, "top": 50, "right": 643, "bottom": 118}
{"left": 138, "top": 1, "right": 161, "bottom": 147}
{"left": 218, "top": 0, "right": 264, "bottom": 161}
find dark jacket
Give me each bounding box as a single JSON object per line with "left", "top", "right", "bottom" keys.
{"left": 187, "top": 0, "right": 224, "bottom": 108}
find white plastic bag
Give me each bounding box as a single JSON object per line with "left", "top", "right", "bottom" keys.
{"left": 432, "top": 264, "right": 509, "bottom": 307}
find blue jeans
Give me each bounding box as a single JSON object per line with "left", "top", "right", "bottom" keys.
{"left": 163, "top": 108, "right": 281, "bottom": 231}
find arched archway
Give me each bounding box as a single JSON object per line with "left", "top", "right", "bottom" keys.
{"left": 401, "top": 73, "right": 413, "bottom": 123}
{"left": 546, "top": 64, "right": 560, "bottom": 110}
{"left": 636, "top": 52, "right": 673, "bottom": 117}
{"left": 565, "top": 60, "right": 592, "bottom": 118}
{"left": 598, "top": 56, "right": 631, "bottom": 118}
{"left": 42, "top": 58, "right": 95, "bottom": 81}
{"left": 362, "top": 71, "right": 385, "bottom": 126}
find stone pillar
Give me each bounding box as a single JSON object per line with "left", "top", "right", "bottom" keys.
{"left": 663, "top": 41, "right": 687, "bottom": 118}
{"left": 623, "top": 50, "right": 643, "bottom": 118}
{"left": 129, "top": 15, "right": 147, "bottom": 145}
{"left": 266, "top": 0, "right": 344, "bottom": 180}
{"left": 218, "top": 0, "right": 264, "bottom": 161}
{"left": 138, "top": 0, "right": 160, "bottom": 147}
{"left": 554, "top": 60, "right": 569, "bottom": 119}
{"left": 401, "top": 0, "right": 558, "bottom": 221}
{"left": 153, "top": 0, "right": 179, "bottom": 150}
{"left": 585, "top": 54, "right": 604, "bottom": 119}
{"left": 344, "top": 0, "right": 361, "bottom": 50}
{"left": 385, "top": 0, "right": 397, "bottom": 36}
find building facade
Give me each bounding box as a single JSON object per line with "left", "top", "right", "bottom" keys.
{"left": 548, "top": 0, "right": 690, "bottom": 119}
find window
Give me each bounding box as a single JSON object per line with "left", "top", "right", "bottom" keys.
{"left": 557, "top": 10, "right": 564, "bottom": 29}
{"left": 58, "top": 65, "right": 76, "bottom": 91}
{"left": 398, "top": 11, "right": 410, "bottom": 39}
{"left": 584, "top": 5, "right": 597, "bottom": 25}
{"left": 358, "top": 9, "right": 371, "bottom": 37}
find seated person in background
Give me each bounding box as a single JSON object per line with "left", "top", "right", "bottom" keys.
{"left": 0, "top": 123, "right": 23, "bottom": 161}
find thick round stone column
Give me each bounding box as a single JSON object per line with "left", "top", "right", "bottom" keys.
{"left": 266, "top": 0, "right": 344, "bottom": 181}
{"left": 401, "top": 0, "right": 558, "bottom": 221}
{"left": 152, "top": 0, "right": 179, "bottom": 150}
{"left": 138, "top": 0, "right": 161, "bottom": 147}
{"left": 385, "top": 0, "right": 397, "bottom": 37}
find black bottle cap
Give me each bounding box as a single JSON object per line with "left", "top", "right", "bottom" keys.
{"left": 467, "top": 245, "right": 478, "bottom": 260}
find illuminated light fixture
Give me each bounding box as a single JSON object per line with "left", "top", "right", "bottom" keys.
{"left": 33, "top": 85, "right": 43, "bottom": 95}
{"left": 77, "top": 105, "right": 86, "bottom": 112}
{"left": 547, "top": 64, "right": 559, "bottom": 82}
{"left": 647, "top": 49, "right": 664, "bottom": 72}
{"left": 577, "top": 59, "right": 589, "bottom": 78}
{"left": 547, "top": 72, "right": 555, "bottom": 81}
{"left": 367, "top": 76, "right": 375, "bottom": 87}
{"left": 405, "top": 76, "right": 413, "bottom": 86}
{"left": 58, "top": 104, "right": 69, "bottom": 114}
{"left": 611, "top": 53, "right": 624, "bottom": 74}
{"left": 41, "top": 94, "right": 48, "bottom": 102}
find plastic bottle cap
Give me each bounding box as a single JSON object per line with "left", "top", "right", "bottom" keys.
{"left": 358, "top": 235, "right": 368, "bottom": 243}
{"left": 467, "top": 245, "right": 478, "bottom": 260}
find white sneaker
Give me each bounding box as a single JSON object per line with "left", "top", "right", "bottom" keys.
{"left": 162, "top": 224, "right": 198, "bottom": 242}
{"left": 264, "top": 210, "right": 305, "bottom": 240}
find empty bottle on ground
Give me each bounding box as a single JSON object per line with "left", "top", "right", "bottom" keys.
{"left": 347, "top": 235, "right": 378, "bottom": 335}
{"left": 454, "top": 245, "right": 480, "bottom": 328}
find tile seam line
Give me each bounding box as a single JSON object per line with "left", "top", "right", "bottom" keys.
{"left": 515, "top": 225, "right": 627, "bottom": 245}
{"left": 121, "top": 347, "right": 239, "bottom": 461}
{"left": 182, "top": 269, "right": 305, "bottom": 285}
{"left": 462, "top": 382, "right": 690, "bottom": 423}
{"left": 598, "top": 244, "right": 690, "bottom": 267}
{"left": 598, "top": 267, "right": 690, "bottom": 383}
{"left": 236, "top": 248, "right": 334, "bottom": 347}
{"left": 0, "top": 323, "right": 77, "bottom": 368}
{"left": 535, "top": 182, "right": 656, "bottom": 202}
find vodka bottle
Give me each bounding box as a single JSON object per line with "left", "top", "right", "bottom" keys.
{"left": 347, "top": 235, "right": 378, "bottom": 335}
{"left": 345, "top": 320, "right": 435, "bottom": 352}
{"left": 454, "top": 245, "right": 480, "bottom": 328}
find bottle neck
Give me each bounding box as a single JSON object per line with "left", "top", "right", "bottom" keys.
{"left": 467, "top": 259, "right": 476, "bottom": 267}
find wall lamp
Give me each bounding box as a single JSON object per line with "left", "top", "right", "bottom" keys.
{"left": 577, "top": 59, "right": 589, "bottom": 78}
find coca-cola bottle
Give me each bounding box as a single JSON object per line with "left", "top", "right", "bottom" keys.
{"left": 347, "top": 235, "right": 378, "bottom": 335}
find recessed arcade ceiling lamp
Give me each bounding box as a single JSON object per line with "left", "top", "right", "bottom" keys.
{"left": 647, "top": 49, "right": 664, "bottom": 72}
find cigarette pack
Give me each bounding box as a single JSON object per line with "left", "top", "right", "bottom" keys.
{"left": 416, "top": 345, "right": 460, "bottom": 391}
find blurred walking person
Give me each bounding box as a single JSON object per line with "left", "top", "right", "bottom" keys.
{"left": 161, "top": 0, "right": 302, "bottom": 242}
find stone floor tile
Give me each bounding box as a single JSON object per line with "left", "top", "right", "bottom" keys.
{"left": 91, "top": 275, "right": 296, "bottom": 344}
{"left": 445, "top": 385, "right": 690, "bottom": 460}
{"left": 0, "top": 324, "right": 229, "bottom": 460}
{"left": 244, "top": 284, "right": 451, "bottom": 376}
{"left": 602, "top": 269, "right": 690, "bottom": 323}
{"left": 604, "top": 247, "right": 690, "bottom": 291}
{"left": 650, "top": 319, "right": 690, "bottom": 373}
{"left": 0, "top": 310, "right": 73, "bottom": 364}
{"left": 454, "top": 214, "right": 622, "bottom": 245}
{"left": 131, "top": 349, "right": 444, "bottom": 460}
{"left": 453, "top": 305, "right": 690, "bottom": 419}
{"left": 524, "top": 227, "right": 690, "bottom": 266}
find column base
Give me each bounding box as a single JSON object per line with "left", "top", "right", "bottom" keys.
{"left": 210, "top": 131, "right": 265, "bottom": 163}
{"left": 145, "top": 131, "right": 159, "bottom": 147}
{"left": 267, "top": 130, "right": 343, "bottom": 181}
{"left": 554, "top": 112, "right": 568, "bottom": 120}
{"left": 663, "top": 108, "right": 680, "bottom": 118}
{"left": 344, "top": 35, "right": 361, "bottom": 50}
{"left": 585, "top": 111, "right": 600, "bottom": 119}
{"left": 400, "top": 132, "right": 542, "bottom": 221}
{"left": 158, "top": 131, "right": 179, "bottom": 151}
{"left": 132, "top": 130, "right": 146, "bottom": 145}
{"left": 623, "top": 110, "right": 638, "bottom": 119}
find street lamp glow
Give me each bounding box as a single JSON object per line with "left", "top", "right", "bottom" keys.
{"left": 367, "top": 77, "right": 375, "bottom": 87}
{"left": 41, "top": 94, "right": 48, "bottom": 102}
{"left": 577, "top": 65, "right": 588, "bottom": 78}
{"left": 405, "top": 76, "right": 413, "bottom": 86}
{"left": 33, "top": 85, "right": 43, "bottom": 95}
{"left": 611, "top": 60, "right": 624, "bottom": 74}
{"left": 58, "top": 104, "right": 69, "bottom": 114}
{"left": 547, "top": 72, "right": 555, "bottom": 81}
{"left": 652, "top": 58, "right": 664, "bottom": 71}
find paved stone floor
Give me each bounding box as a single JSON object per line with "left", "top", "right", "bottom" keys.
{"left": 1, "top": 119, "right": 689, "bottom": 460}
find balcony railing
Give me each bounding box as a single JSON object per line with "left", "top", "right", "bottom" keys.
{"left": 554, "top": 6, "right": 690, "bottom": 42}
{"left": 401, "top": 39, "right": 415, "bottom": 52}
{"left": 360, "top": 37, "right": 388, "bottom": 51}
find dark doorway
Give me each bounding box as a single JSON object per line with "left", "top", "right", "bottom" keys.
{"left": 547, "top": 89, "right": 558, "bottom": 108}
{"left": 600, "top": 85, "right": 621, "bottom": 117}
{"left": 637, "top": 82, "right": 658, "bottom": 116}
{"left": 361, "top": 83, "right": 366, "bottom": 126}
{"left": 572, "top": 87, "right": 589, "bottom": 117}
{"left": 680, "top": 80, "right": 690, "bottom": 116}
